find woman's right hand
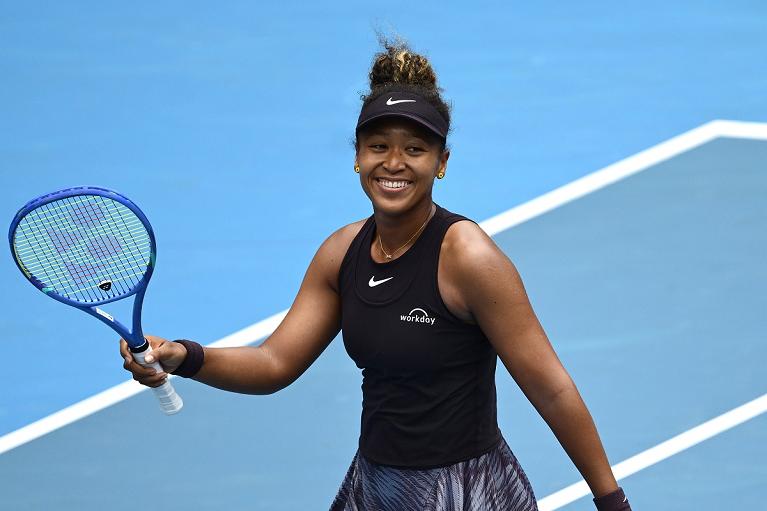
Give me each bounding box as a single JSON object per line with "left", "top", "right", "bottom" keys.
{"left": 119, "top": 334, "right": 187, "bottom": 388}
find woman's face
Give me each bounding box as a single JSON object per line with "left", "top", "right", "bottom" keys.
{"left": 356, "top": 118, "right": 449, "bottom": 216}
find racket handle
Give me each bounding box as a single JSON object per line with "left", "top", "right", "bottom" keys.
{"left": 132, "top": 347, "right": 184, "bottom": 415}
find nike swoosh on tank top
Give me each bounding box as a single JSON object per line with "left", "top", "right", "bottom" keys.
{"left": 339, "top": 203, "right": 502, "bottom": 469}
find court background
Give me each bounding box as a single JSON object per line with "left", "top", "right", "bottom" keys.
{"left": 1, "top": 2, "right": 765, "bottom": 509}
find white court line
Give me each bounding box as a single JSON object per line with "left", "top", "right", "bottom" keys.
{"left": 0, "top": 310, "right": 287, "bottom": 456}
{"left": 2, "top": 120, "right": 766, "bottom": 479}
{"left": 480, "top": 119, "right": 767, "bottom": 235}
{"left": 538, "top": 392, "right": 767, "bottom": 510}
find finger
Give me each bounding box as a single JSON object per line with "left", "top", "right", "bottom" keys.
{"left": 134, "top": 370, "right": 165, "bottom": 384}
{"left": 144, "top": 346, "right": 163, "bottom": 364}
{"left": 133, "top": 368, "right": 168, "bottom": 383}
{"left": 127, "top": 358, "right": 160, "bottom": 377}
{"left": 123, "top": 356, "right": 151, "bottom": 374}
{"left": 119, "top": 338, "right": 130, "bottom": 358}
{"left": 138, "top": 372, "right": 168, "bottom": 388}
{"left": 143, "top": 342, "right": 175, "bottom": 364}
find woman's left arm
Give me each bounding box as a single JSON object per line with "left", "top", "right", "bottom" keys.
{"left": 442, "top": 222, "right": 629, "bottom": 509}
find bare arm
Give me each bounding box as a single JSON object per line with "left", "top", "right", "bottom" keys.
{"left": 121, "top": 221, "right": 362, "bottom": 395}
{"left": 195, "top": 223, "right": 357, "bottom": 393}
{"left": 442, "top": 221, "right": 620, "bottom": 499}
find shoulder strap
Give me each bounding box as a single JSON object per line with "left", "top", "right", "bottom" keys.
{"left": 338, "top": 215, "right": 375, "bottom": 293}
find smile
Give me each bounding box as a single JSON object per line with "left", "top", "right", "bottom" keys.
{"left": 376, "top": 178, "right": 412, "bottom": 191}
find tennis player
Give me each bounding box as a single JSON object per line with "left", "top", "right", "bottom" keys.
{"left": 121, "top": 39, "right": 632, "bottom": 511}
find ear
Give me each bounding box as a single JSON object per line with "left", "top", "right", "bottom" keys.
{"left": 436, "top": 150, "right": 450, "bottom": 178}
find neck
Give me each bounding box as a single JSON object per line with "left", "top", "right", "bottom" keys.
{"left": 374, "top": 199, "right": 435, "bottom": 256}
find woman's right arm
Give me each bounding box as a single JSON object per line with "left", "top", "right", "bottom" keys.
{"left": 120, "top": 222, "right": 362, "bottom": 395}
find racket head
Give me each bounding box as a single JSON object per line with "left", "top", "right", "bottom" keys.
{"left": 9, "top": 186, "right": 157, "bottom": 309}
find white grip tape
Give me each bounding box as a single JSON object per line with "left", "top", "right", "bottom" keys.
{"left": 132, "top": 345, "right": 184, "bottom": 415}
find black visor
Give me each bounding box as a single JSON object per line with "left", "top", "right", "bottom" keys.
{"left": 356, "top": 91, "right": 448, "bottom": 140}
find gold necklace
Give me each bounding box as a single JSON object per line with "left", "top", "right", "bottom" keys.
{"left": 378, "top": 205, "right": 434, "bottom": 260}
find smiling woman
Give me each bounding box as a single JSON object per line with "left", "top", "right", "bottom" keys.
{"left": 330, "top": 38, "right": 546, "bottom": 510}
{"left": 353, "top": 44, "right": 450, "bottom": 254}
{"left": 120, "top": 37, "right": 631, "bottom": 511}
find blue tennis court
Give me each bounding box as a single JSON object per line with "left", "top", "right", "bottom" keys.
{"left": 1, "top": 3, "right": 765, "bottom": 510}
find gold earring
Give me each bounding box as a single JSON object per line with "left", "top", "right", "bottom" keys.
{"left": 437, "top": 171, "right": 445, "bottom": 179}
{"left": 354, "top": 163, "right": 360, "bottom": 173}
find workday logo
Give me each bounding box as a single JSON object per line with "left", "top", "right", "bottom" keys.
{"left": 400, "top": 307, "right": 436, "bottom": 326}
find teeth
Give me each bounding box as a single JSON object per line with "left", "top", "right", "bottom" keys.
{"left": 379, "top": 179, "right": 410, "bottom": 189}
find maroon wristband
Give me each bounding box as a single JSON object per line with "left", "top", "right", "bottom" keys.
{"left": 171, "top": 340, "right": 204, "bottom": 378}
{"left": 593, "top": 487, "right": 631, "bottom": 511}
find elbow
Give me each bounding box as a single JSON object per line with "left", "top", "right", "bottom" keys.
{"left": 234, "top": 345, "right": 293, "bottom": 395}
{"left": 260, "top": 351, "right": 296, "bottom": 395}
{"left": 250, "top": 385, "right": 282, "bottom": 396}
{"left": 535, "top": 381, "right": 580, "bottom": 418}
{"left": 264, "top": 371, "right": 299, "bottom": 395}
{"left": 225, "top": 377, "right": 284, "bottom": 396}
{"left": 259, "top": 375, "right": 290, "bottom": 395}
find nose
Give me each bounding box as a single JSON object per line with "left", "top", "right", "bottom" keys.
{"left": 382, "top": 148, "right": 406, "bottom": 172}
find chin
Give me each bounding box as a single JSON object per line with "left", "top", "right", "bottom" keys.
{"left": 371, "top": 194, "right": 430, "bottom": 218}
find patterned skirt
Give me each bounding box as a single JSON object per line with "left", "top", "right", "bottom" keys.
{"left": 329, "top": 435, "right": 538, "bottom": 511}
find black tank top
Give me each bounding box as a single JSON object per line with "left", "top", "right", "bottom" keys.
{"left": 339, "top": 203, "right": 501, "bottom": 469}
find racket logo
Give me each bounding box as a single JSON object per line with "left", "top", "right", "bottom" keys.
{"left": 94, "top": 307, "right": 114, "bottom": 322}
{"left": 98, "top": 280, "right": 112, "bottom": 291}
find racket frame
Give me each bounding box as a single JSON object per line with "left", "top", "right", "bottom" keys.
{"left": 9, "top": 186, "right": 155, "bottom": 351}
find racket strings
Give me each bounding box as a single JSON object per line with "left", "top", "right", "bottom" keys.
{"left": 34, "top": 196, "right": 149, "bottom": 293}
{"left": 15, "top": 227, "right": 150, "bottom": 272}
{"left": 16, "top": 204, "right": 129, "bottom": 302}
{"left": 12, "top": 195, "right": 153, "bottom": 303}
{"left": 18, "top": 197, "right": 147, "bottom": 301}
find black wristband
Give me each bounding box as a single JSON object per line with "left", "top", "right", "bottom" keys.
{"left": 593, "top": 487, "right": 630, "bottom": 511}
{"left": 171, "top": 339, "right": 204, "bottom": 378}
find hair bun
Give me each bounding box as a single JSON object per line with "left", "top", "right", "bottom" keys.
{"left": 369, "top": 40, "right": 438, "bottom": 91}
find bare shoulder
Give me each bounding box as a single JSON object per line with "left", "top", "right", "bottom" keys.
{"left": 438, "top": 220, "right": 516, "bottom": 322}
{"left": 332, "top": 218, "right": 367, "bottom": 242}
{"left": 315, "top": 218, "right": 367, "bottom": 292}
{"left": 440, "top": 219, "right": 525, "bottom": 306}
{"left": 324, "top": 218, "right": 366, "bottom": 259}
{"left": 442, "top": 219, "right": 506, "bottom": 270}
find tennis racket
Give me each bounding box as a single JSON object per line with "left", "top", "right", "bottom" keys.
{"left": 9, "top": 186, "right": 183, "bottom": 415}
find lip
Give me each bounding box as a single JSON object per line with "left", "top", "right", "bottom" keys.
{"left": 374, "top": 177, "right": 413, "bottom": 195}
